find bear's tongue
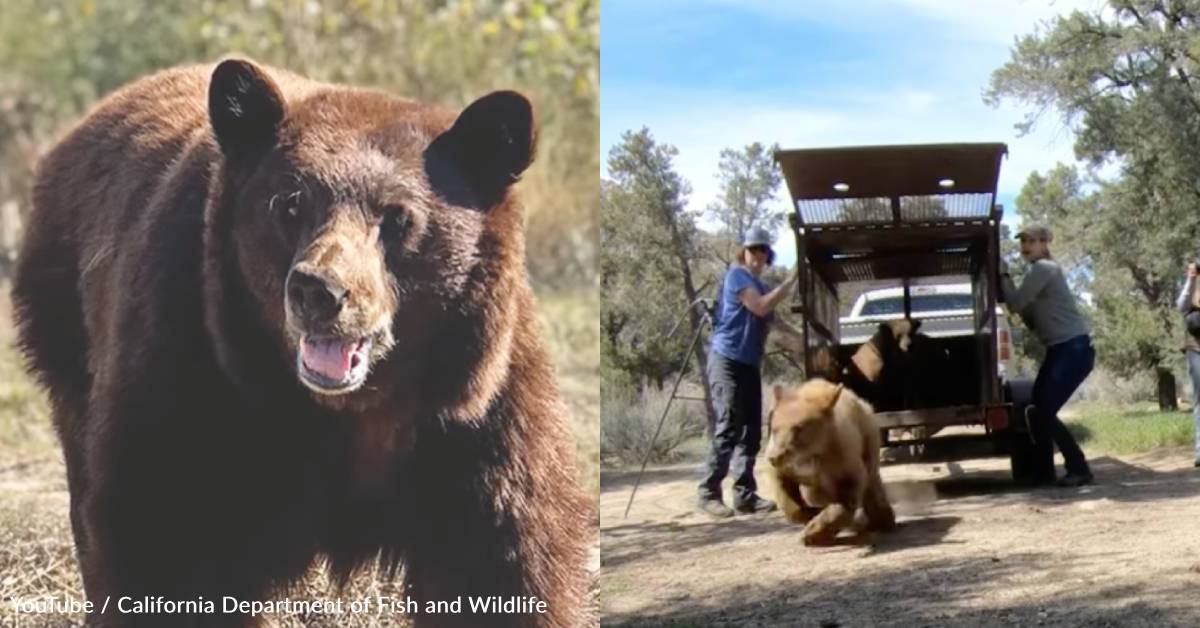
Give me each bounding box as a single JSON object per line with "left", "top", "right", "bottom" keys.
{"left": 301, "top": 337, "right": 354, "bottom": 382}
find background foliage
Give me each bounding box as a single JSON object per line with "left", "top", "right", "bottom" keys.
{"left": 0, "top": 0, "right": 599, "bottom": 289}
{"left": 987, "top": 0, "right": 1200, "bottom": 407}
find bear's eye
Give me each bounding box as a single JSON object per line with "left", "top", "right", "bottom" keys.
{"left": 380, "top": 205, "right": 411, "bottom": 242}
{"left": 270, "top": 191, "right": 303, "bottom": 221}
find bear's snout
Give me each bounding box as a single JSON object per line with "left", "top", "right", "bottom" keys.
{"left": 287, "top": 266, "right": 349, "bottom": 328}
{"left": 765, "top": 436, "right": 785, "bottom": 467}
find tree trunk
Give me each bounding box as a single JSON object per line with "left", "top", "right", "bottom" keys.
{"left": 1157, "top": 366, "right": 1178, "bottom": 411}
{"left": 659, "top": 203, "right": 717, "bottom": 437}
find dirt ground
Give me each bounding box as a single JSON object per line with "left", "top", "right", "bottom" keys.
{"left": 601, "top": 446, "right": 1200, "bottom": 628}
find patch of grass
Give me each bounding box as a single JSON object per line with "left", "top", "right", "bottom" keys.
{"left": 600, "top": 386, "right": 706, "bottom": 469}
{"left": 0, "top": 340, "right": 56, "bottom": 462}
{"left": 601, "top": 573, "right": 635, "bottom": 598}
{"left": 1067, "top": 402, "right": 1195, "bottom": 455}
{"left": 535, "top": 288, "right": 600, "bottom": 503}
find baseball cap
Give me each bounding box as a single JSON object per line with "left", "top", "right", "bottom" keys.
{"left": 742, "top": 227, "right": 773, "bottom": 248}
{"left": 1015, "top": 223, "right": 1052, "bottom": 241}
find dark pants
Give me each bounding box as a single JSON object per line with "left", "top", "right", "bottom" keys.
{"left": 1031, "top": 334, "right": 1094, "bottom": 477}
{"left": 699, "top": 352, "right": 763, "bottom": 506}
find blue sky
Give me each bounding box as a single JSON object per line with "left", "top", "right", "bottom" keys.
{"left": 601, "top": 0, "right": 1105, "bottom": 265}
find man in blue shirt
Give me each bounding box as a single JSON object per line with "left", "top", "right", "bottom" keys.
{"left": 699, "top": 227, "right": 800, "bottom": 517}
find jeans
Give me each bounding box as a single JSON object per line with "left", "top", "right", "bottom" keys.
{"left": 1187, "top": 350, "right": 1200, "bottom": 461}
{"left": 699, "top": 352, "right": 763, "bottom": 506}
{"left": 1031, "top": 334, "right": 1094, "bottom": 477}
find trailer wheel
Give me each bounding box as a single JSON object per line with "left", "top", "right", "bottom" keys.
{"left": 1004, "top": 378, "right": 1048, "bottom": 484}
{"left": 1009, "top": 429, "right": 1038, "bottom": 485}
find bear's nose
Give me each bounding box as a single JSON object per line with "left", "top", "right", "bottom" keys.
{"left": 287, "top": 269, "right": 349, "bottom": 325}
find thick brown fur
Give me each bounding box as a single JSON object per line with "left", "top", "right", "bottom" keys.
{"left": 764, "top": 379, "right": 895, "bottom": 546}
{"left": 12, "top": 59, "right": 590, "bottom": 627}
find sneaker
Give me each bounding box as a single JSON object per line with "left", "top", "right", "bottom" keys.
{"left": 697, "top": 497, "right": 734, "bottom": 518}
{"left": 734, "top": 495, "right": 778, "bottom": 515}
{"left": 1056, "top": 472, "right": 1094, "bottom": 487}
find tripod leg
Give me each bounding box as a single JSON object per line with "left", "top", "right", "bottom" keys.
{"left": 623, "top": 319, "right": 708, "bottom": 519}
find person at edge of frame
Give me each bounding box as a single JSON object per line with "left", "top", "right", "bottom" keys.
{"left": 697, "top": 226, "right": 803, "bottom": 518}
{"left": 1000, "top": 223, "right": 1095, "bottom": 488}
{"left": 1177, "top": 259, "right": 1200, "bottom": 467}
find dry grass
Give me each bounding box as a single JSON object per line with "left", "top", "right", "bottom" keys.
{"left": 536, "top": 288, "right": 601, "bottom": 501}
{"left": 0, "top": 286, "right": 599, "bottom": 626}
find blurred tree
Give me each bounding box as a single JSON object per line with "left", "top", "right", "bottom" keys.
{"left": 988, "top": 1, "right": 1200, "bottom": 408}
{"left": 704, "top": 142, "right": 783, "bottom": 263}
{"left": 601, "top": 128, "right": 717, "bottom": 427}
{"left": 0, "top": 0, "right": 598, "bottom": 290}
{"left": 837, "top": 197, "right": 892, "bottom": 223}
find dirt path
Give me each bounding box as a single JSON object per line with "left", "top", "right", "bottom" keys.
{"left": 601, "top": 448, "right": 1200, "bottom": 627}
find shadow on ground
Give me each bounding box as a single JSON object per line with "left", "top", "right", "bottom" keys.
{"left": 926, "top": 455, "right": 1200, "bottom": 507}
{"left": 604, "top": 510, "right": 963, "bottom": 571}
{"left": 603, "top": 550, "right": 1196, "bottom": 627}
{"left": 603, "top": 516, "right": 783, "bottom": 570}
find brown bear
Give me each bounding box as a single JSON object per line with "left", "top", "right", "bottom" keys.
{"left": 12, "top": 58, "right": 590, "bottom": 627}
{"left": 764, "top": 379, "right": 895, "bottom": 546}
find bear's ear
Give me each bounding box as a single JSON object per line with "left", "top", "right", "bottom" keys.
{"left": 435, "top": 90, "right": 536, "bottom": 203}
{"left": 208, "top": 59, "right": 286, "bottom": 158}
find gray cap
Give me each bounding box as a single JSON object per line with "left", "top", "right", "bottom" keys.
{"left": 1015, "top": 223, "right": 1052, "bottom": 241}
{"left": 742, "top": 227, "right": 773, "bottom": 248}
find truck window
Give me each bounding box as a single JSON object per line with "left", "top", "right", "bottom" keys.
{"left": 860, "top": 294, "right": 974, "bottom": 316}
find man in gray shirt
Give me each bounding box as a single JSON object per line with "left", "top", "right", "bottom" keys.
{"left": 1000, "top": 224, "right": 1094, "bottom": 487}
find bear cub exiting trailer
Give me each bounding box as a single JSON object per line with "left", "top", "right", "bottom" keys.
{"left": 13, "top": 59, "right": 589, "bottom": 627}
{"left": 764, "top": 379, "right": 895, "bottom": 546}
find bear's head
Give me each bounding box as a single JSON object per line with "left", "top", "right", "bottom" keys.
{"left": 875, "top": 318, "right": 921, "bottom": 355}
{"left": 203, "top": 59, "right": 533, "bottom": 418}
{"left": 764, "top": 380, "right": 843, "bottom": 477}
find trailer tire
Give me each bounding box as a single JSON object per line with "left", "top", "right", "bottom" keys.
{"left": 1004, "top": 378, "right": 1047, "bottom": 485}
{"left": 1009, "top": 432, "right": 1038, "bottom": 485}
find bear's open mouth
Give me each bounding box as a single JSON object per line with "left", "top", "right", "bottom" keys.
{"left": 296, "top": 335, "right": 373, "bottom": 395}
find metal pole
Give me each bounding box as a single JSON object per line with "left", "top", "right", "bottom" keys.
{"left": 623, "top": 314, "right": 709, "bottom": 519}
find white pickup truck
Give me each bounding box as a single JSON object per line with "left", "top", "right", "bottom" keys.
{"left": 839, "top": 283, "right": 1016, "bottom": 379}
